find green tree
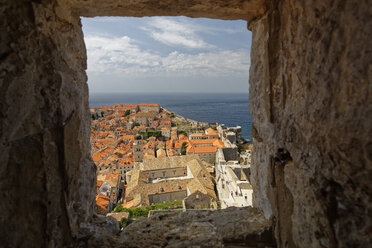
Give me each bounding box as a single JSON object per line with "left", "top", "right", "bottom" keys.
{"left": 139, "top": 132, "right": 148, "bottom": 139}
{"left": 119, "top": 217, "right": 127, "bottom": 229}
{"left": 237, "top": 143, "right": 246, "bottom": 153}
{"left": 181, "top": 142, "right": 188, "bottom": 155}
{"left": 124, "top": 110, "right": 131, "bottom": 116}
{"left": 147, "top": 130, "right": 162, "bottom": 138}
{"left": 112, "top": 205, "right": 125, "bottom": 213}
{"left": 111, "top": 200, "right": 182, "bottom": 219}
{"left": 134, "top": 122, "right": 140, "bottom": 126}
{"left": 131, "top": 207, "right": 148, "bottom": 218}
{"left": 178, "top": 130, "right": 188, "bottom": 136}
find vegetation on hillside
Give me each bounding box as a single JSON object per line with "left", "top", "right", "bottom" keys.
{"left": 140, "top": 130, "right": 162, "bottom": 139}
{"left": 112, "top": 200, "right": 183, "bottom": 219}
{"left": 119, "top": 217, "right": 127, "bottom": 229}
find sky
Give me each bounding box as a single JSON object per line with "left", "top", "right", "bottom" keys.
{"left": 82, "top": 16, "right": 252, "bottom": 94}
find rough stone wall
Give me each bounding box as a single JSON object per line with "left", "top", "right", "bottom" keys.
{"left": 249, "top": 0, "right": 372, "bottom": 247}
{"left": 119, "top": 207, "right": 274, "bottom": 248}
{"left": 0, "top": 1, "right": 96, "bottom": 247}
{"left": 65, "top": 0, "right": 266, "bottom": 22}
{"left": 0, "top": 1, "right": 268, "bottom": 247}
{"left": 76, "top": 207, "right": 274, "bottom": 247}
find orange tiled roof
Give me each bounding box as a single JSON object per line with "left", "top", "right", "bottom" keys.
{"left": 138, "top": 103, "right": 160, "bottom": 107}
{"left": 92, "top": 152, "right": 107, "bottom": 163}
{"left": 205, "top": 128, "right": 218, "bottom": 136}
{"left": 96, "top": 193, "right": 110, "bottom": 214}
{"left": 123, "top": 104, "right": 137, "bottom": 109}
{"left": 189, "top": 139, "right": 224, "bottom": 147}
{"left": 156, "top": 149, "right": 166, "bottom": 158}
{"left": 97, "top": 180, "right": 103, "bottom": 191}
{"left": 167, "top": 149, "right": 178, "bottom": 157}
{"left": 187, "top": 145, "right": 217, "bottom": 154}
{"left": 174, "top": 140, "right": 187, "bottom": 149}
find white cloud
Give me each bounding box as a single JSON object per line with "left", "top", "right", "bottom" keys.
{"left": 85, "top": 35, "right": 161, "bottom": 74}
{"left": 143, "top": 17, "right": 213, "bottom": 49}
{"left": 84, "top": 35, "right": 249, "bottom": 77}
{"left": 162, "top": 50, "right": 250, "bottom": 76}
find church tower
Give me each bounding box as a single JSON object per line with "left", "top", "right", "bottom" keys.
{"left": 133, "top": 138, "right": 143, "bottom": 162}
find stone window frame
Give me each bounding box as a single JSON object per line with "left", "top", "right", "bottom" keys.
{"left": 3, "top": 1, "right": 370, "bottom": 247}
{"left": 1, "top": 0, "right": 270, "bottom": 246}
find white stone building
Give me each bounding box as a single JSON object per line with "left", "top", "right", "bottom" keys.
{"left": 161, "top": 127, "right": 171, "bottom": 138}
{"left": 137, "top": 103, "right": 160, "bottom": 112}
{"left": 215, "top": 147, "right": 253, "bottom": 208}
{"left": 135, "top": 111, "right": 157, "bottom": 126}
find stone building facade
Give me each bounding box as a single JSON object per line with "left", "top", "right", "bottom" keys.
{"left": 138, "top": 104, "right": 160, "bottom": 112}
{"left": 133, "top": 141, "right": 143, "bottom": 162}
{"left": 183, "top": 190, "right": 216, "bottom": 209}
{"left": 135, "top": 112, "right": 157, "bottom": 126}
{"left": 149, "top": 190, "right": 187, "bottom": 205}
{"left": 125, "top": 156, "right": 216, "bottom": 207}
{"left": 161, "top": 127, "right": 171, "bottom": 138}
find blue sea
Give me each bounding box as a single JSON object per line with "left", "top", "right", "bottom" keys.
{"left": 89, "top": 93, "right": 252, "bottom": 139}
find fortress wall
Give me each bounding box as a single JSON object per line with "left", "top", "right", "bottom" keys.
{"left": 0, "top": 1, "right": 96, "bottom": 247}
{"left": 249, "top": 1, "right": 372, "bottom": 246}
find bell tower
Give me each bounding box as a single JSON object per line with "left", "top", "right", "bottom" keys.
{"left": 133, "top": 136, "right": 143, "bottom": 162}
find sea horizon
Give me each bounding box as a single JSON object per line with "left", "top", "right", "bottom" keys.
{"left": 89, "top": 92, "right": 252, "bottom": 139}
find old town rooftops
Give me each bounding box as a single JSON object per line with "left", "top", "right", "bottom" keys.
{"left": 137, "top": 103, "right": 160, "bottom": 107}
{"left": 123, "top": 104, "right": 137, "bottom": 109}
{"left": 125, "top": 157, "right": 215, "bottom": 207}
{"left": 187, "top": 145, "right": 218, "bottom": 154}
{"left": 205, "top": 128, "right": 218, "bottom": 135}
{"left": 189, "top": 138, "right": 224, "bottom": 146}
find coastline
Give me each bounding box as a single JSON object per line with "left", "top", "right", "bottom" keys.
{"left": 89, "top": 92, "right": 252, "bottom": 139}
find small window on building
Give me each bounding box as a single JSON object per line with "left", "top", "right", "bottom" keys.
{"left": 160, "top": 187, "right": 164, "bottom": 192}
{"left": 196, "top": 194, "right": 199, "bottom": 199}
{"left": 178, "top": 185, "right": 181, "bottom": 189}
